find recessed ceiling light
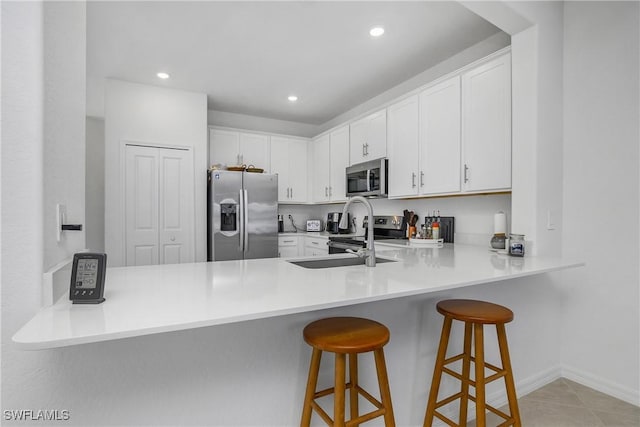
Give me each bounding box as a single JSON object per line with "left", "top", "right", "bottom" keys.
{"left": 369, "top": 27, "right": 385, "bottom": 37}
{"left": 288, "top": 95, "right": 298, "bottom": 102}
{"left": 157, "top": 72, "right": 170, "bottom": 79}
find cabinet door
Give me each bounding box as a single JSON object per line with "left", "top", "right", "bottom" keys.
{"left": 349, "top": 118, "right": 368, "bottom": 165}
{"left": 270, "top": 136, "right": 291, "bottom": 202}
{"left": 387, "top": 96, "right": 420, "bottom": 198}
{"left": 239, "top": 132, "right": 270, "bottom": 171}
{"left": 278, "top": 245, "right": 299, "bottom": 258}
{"left": 209, "top": 128, "right": 240, "bottom": 167}
{"left": 278, "top": 236, "right": 299, "bottom": 258}
{"left": 349, "top": 110, "right": 387, "bottom": 165}
{"left": 462, "top": 53, "right": 511, "bottom": 192}
{"left": 288, "top": 140, "right": 308, "bottom": 202}
{"left": 329, "top": 126, "right": 350, "bottom": 202}
{"left": 366, "top": 109, "right": 387, "bottom": 160}
{"left": 420, "top": 76, "right": 461, "bottom": 195}
{"left": 312, "top": 135, "right": 331, "bottom": 203}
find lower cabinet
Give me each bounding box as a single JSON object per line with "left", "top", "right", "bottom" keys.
{"left": 304, "top": 235, "right": 328, "bottom": 257}
{"left": 278, "top": 235, "right": 300, "bottom": 258}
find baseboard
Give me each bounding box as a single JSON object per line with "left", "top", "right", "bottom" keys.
{"left": 561, "top": 364, "right": 640, "bottom": 407}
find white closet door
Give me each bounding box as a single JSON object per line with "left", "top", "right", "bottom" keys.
{"left": 158, "top": 148, "right": 194, "bottom": 265}
{"left": 125, "top": 144, "right": 194, "bottom": 266}
{"left": 126, "top": 145, "right": 160, "bottom": 266}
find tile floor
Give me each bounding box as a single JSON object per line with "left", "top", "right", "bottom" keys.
{"left": 476, "top": 378, "right": 640, "bottom": 426}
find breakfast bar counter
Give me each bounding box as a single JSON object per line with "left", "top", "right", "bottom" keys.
{"left": 13, "top": 244, "right": 583, "bottom": 350}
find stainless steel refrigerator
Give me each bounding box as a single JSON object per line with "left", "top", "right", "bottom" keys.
{"left": 207, "top": 170, "right": 278, "bottom": 261}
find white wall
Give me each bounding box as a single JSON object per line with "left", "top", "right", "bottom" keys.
{"left": 1, "top": 0, "right": 45, "bottom": 415}
{"left": 560, "top": 1, "right": 639, "bottom": 402}
{"left": 85, "top": 117, "right": 105, "bottom": 252}
{"left": 42, "top": 0, "right": 86, "bottom": 270}
{"left": 104, "top": 80, "right": 208, "bottom": 266}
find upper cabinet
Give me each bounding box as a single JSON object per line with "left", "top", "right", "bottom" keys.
{"left": 312, "top": 125, "right": 350, "bottom": 203}
{"left": 461, "top": 52, "right": 511, "bottom": 192}
{"left": 387, "top": 95, "right": 420, "bottom": 198}
{"left": 270, "top": 136, "right": 308, "bottom": 203}
{"left": 349, "top": 109, "right": 387, "bottom": 165}
{"left": 420, "top": 75, "right": 462, "bottom": 195}
{"left": 388, "top": 76, "right": 462, "bottom": 198}
{"left": 209, "top": 128, "right": 270, "bottom": 171}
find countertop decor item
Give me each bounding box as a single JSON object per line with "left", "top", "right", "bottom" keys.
{"left": 246, "top": 165, "right": 264, "bottom": 173}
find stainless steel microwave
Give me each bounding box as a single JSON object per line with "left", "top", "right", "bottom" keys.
{"left": 345, "top": 158, "right": 388, "bottom": 198}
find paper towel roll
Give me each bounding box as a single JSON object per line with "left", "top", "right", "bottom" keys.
{"left": 494, "top": 211, "right": 507, "bottom": 235}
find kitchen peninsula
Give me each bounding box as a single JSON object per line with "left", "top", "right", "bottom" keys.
{"left": 13, "top": 244, "right": 582, "bottom": 350}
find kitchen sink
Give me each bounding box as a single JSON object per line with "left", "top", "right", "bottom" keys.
{"left": 288, "top": 256, "right": 396, "bottom": 269}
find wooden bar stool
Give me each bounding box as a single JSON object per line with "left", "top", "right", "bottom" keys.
{"left": 300, "top": 317, "right": 395, "bottom": 427}
{"left": 424, "top": 300, "right": 521, "bottom": 427}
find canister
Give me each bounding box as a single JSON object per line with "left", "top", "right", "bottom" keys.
{"left": 509, "top": 234, "right": 525, "bottom": 257}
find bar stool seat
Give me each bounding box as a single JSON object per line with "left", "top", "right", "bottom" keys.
{"left": 424, "top": 299, "right": 521, "bottom": 427}
{"left": 301, "top": 317, "right": 395, "bottom": 427}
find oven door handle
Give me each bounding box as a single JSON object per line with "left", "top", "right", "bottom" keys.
{"left": 327, "top": 241, "right": 363, "bottom": 251}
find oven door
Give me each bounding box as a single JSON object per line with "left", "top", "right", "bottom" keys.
{"left": 346, "top": 158, "right": 388, "bottom": 198}
{"left": 327, "top": 240, "right": 365, "bottom": 254}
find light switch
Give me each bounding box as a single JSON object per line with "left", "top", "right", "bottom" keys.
{"left": 546, "top": 210, "right": 556, "bottom": 230}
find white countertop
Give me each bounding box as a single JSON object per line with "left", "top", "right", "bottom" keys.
{"left": 13, "top": 244, "right": 583, "bottom": 350}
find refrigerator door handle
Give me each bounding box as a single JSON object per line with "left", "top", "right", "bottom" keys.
{"left": 239, "top": 190, "right": 245, "bottom": 252}
{"left": 243, "top": 189, "right": 249, "bottom": 253}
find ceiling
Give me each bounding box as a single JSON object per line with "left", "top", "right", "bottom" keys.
{"left": 86, "top": 1, "right": 503, "bottom": 125}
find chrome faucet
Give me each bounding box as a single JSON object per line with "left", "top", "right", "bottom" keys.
{"left": 339, "top": 196, "right": 376, "bottom": 267}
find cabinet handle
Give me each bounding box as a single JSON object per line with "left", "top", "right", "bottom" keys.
{"left": 240, "top": 154, "right": 243, "bottom": 164}
{"left": 312, "top": 241, "right": 318, "bottom": 245}
{"left": 287, "top": 187, "right": 290, "bottom": 198}
{"left": 283, "top": 240, "right": 294, "bottom": 243}
{"left": 412, "top": 172, "right": 417, "bottom": 188}
{"left": 325, "top": 186, "right": 328, "bottom": 197}
{"left": 365, "top": 143, "right": 369, "bottom": 156}
{"left": 362, "top": 143, "right": 366, "bottom": 157}
{"left": 329, "top": 186, "right": 332, "bottom": 197}
{"left": 420, "top": 171, "right": 425, "bottom": 187}
{"left": 290, "top": 188, "right": 293, "bottom": 198}
{"left": 464, "top": 164, "right": 469, "bottom": 183}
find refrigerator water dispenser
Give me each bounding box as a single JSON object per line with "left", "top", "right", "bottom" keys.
{"left": 220, "top": 203, "right": 237, "bottom": 231}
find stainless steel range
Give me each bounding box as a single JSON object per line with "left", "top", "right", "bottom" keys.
{"left": 327, "top": 214, "right": 455, "bottom": 254}
{"left": 327, "top": 215, "right": 406, "bottom": 254}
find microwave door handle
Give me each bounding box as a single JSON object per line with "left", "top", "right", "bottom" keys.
{"left": 366, "top": 169, "right": 371, "bottom": 192}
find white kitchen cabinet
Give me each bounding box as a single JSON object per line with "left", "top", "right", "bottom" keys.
{"left": 209, "top": 128, "right": 270, "bottom": 170}
{"left": 312, "top": 125, "right": 350, "bottom": 203}
{"left": 278, "top": 235, "right": 300, "bottom": 258}
{"left": 312, "top": 134, "right": 331, "bottom": 202}
{"left": 329, "top": 126, "right": 350, "bottom": 202}
{"left": 304, "top": 235, "right": 328, "bottom": 256}
{"left": 349, "top": 109, "right": 387, "bottom": 165}
{"left": 387, "top": 95, "right": 420, "bottom": 197}
{"left": 420, "top": 75, "right": 462, "bottom": 194}
{"left": 461, "top": 53, "right": 511, "bottom": 192}
{"left": 270, "top": 136, "right": 308, "bottom": 203}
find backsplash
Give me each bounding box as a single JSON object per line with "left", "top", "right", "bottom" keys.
{"left": 278, "top": 193, "right": 512, "bottom": 246}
